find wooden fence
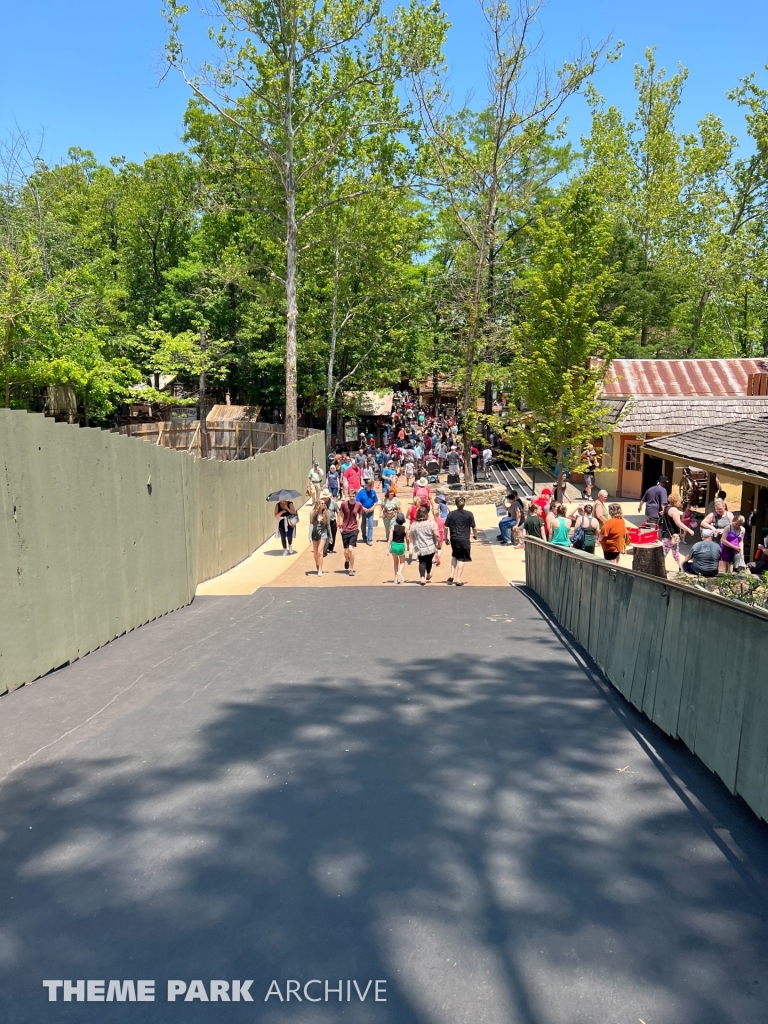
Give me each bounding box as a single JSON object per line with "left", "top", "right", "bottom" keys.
{"left": 118, "top": 421, "right": 321, "bottom": 460}
{"left": 0, "top": 411, "right": 322, "bottom": 696}
{"left": 524, "top": 538, "right": 768, "bottom": 823}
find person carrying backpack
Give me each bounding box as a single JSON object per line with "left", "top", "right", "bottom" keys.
{"left": 571, "top": 504, "right": 599, "bottom": 555}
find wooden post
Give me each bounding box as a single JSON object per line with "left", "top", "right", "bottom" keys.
{"left": 632, "top": 541, "right": 667, "bottom": 579}
{"left": 754, "top": 486, "right": 768, "bottom": 561}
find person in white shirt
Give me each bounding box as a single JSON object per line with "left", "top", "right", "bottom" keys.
{"left": 482, "top": 447, "right": 493, "bottom": 478}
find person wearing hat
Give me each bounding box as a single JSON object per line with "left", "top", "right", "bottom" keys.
{"left": 413, "top": 475, "right": 431, "bottom": 507}
{"left": 682, "top": 526, "right": 721, "bottom": 578}
{"left": 307, "top": 460, "right": 324, "bottom": 504}
{"left": 320, "top": 488, "right": 339, "bottom": 556}
{"left": 435, "top": 491, "right": 449, "bottom": 520}
{"left": 381, "top": 459, "right": 397, "bottom": 494}
{"left": 533, "top": 487, "right": 552, "bottom": 516}
{"left": 355, "top": 479, "right": 379, "bottom": 545}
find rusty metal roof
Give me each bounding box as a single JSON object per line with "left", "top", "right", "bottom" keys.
{"left": 603, "top": 359, "right": 768, "bottom": 397}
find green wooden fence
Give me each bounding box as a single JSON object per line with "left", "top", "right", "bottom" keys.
{"left": 525, "top": 538, "right": 768, "bottom": 823}
{"left": 0, "top": 411, "right": 322, "bottom": 696}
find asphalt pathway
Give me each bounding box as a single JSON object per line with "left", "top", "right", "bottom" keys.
{"left": 1, "top": 587, "right": 767, "bottom": 1023}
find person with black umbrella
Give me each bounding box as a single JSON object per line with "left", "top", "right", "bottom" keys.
{"left": 274, "top": 499, "right": 298, "bottom": 555}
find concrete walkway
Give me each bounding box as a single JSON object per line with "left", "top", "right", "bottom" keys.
{"left": 1, "top": 585, "right": 767, "bottom": 1023}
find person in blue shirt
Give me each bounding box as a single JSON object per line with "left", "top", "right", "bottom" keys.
{"left": 356, "top": 482, "right": 379, "bottom": 545}
{"left": 381, "top": 460, "right": 397, "bottom": 493}
{"left": 375, "top": 447, "right": 387, "bottom": 479}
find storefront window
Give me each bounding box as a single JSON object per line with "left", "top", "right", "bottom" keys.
{"left": 624, "top": 443, "right": 642, "bottom": 472}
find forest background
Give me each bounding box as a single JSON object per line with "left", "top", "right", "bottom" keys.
{"left": 2, "top": 0, "right": 768, "bottom": 473}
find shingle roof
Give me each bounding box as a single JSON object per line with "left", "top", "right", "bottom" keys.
{"left": 644, "top": 417, "right": 768, "bottom": 481}
{"left": 603, "top": 359, "right": 768, "bottom": 397}
{"left": 604, "top": 396, "right": 768, "bottom": 433}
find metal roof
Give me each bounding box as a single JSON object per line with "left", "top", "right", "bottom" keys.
{"left": 644, "top": 417, "right": 768, "bottom": 483}
{"left": 603, "top": 359, "right": 768, "bottom": 397}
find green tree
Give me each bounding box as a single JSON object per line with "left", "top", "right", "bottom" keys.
{"left": 164, "top": 0, "right": 446, "bottom": 442}
{"left": 414, "top": 0, "right": 615, "bottom": 485}
{"left": 496, "top": 185, "right": 626, "bottom": 500}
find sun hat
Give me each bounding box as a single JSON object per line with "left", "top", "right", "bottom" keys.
{"left": 320, "top": 488, "right": 332, "bottom": 499}
{"left": 417, "top": 476, "right": 428, "bottom": 486}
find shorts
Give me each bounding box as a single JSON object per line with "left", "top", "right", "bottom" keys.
{"left": 341, "top": 530, "right": 359, "bottom": 549}
{"left": 450, "top": 543, "right": 472, "bottom": 562}
{"left": 390, "top": 542, "right": 406, "bottom": 556}
{"left": 584, "top": 472, "right": 595, "bottom": 486}
{"left": 602, "top": 550, "right": 620, "bottom": 561}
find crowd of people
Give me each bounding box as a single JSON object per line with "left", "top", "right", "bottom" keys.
{"left": 284, "top": 430, "right": 768, "bottom": 585}
{"left": 290, "top": 448, "right": 481, "bottom": 583}
{"left": 495, "top": 472, "right": 766, "bottom": 578}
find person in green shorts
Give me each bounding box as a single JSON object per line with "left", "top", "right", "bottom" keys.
{"left": 390, "top": 512, "right": 407, "bottom": 584}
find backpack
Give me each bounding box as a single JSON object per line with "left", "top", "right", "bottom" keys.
{"left": 571, "top": 516, "right": 585, "bottom": 550}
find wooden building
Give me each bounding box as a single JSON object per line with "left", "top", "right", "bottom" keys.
{"left": 595, "top": 359, "right": 768, "bottom": 499}
{"left": 643, "top": 417, "right": 768, "bottom": 559}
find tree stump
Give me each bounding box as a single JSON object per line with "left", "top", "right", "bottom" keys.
{"left": 632, "top": 541, "right": 667, "bottom": 579}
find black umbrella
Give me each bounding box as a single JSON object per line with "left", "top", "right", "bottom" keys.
{"left": 266, "top": 488, "right": 302, "bottom": 502}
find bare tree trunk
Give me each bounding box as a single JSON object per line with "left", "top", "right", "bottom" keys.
{"left": 326, "top": 240, "right": 340, "bottom": 452}
{"left": 284, "top": 68, "right": 298, "bottom": 445}
{"left": 687, "top": 287, "right": 712, "bottom": 355}
{"left": 199, "top": 327, "right": 207, "bottom": 457}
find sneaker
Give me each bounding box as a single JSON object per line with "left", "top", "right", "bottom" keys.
{"left": 344, "top": 560, "right": 349, "bottom": 571}
{"left": 283, "top": 549, "right": 289, "bottom": 556}
{"left": 317, "top": 570, "right": 322, "bottom": 577}
{"left": 446, "top": 577, "right": 454, "bottom": 585}
{"left": 348, "top": 569, "right": 356, "bottom": 576}
{"left": 288, "top": 547, "right": 294, "bottom": 554}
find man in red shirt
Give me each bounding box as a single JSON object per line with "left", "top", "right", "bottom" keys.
{"left": 338, "top": 495, "right": 363, "bottom": 575}
{"left": 533, "top": 487, "right": 553, "bottom": 517}
{"left": 343, "top": 460, "right": 363, "bottom": 497}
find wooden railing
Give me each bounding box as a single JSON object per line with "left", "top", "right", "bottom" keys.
{"left": 118, "top": 421, "right": 321, "bottom": 460}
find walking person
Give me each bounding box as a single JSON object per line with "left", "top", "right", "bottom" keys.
{"left": 274, "top": 499, "right": 298, "bottom": 555}
{"left": 309, "top": 500, "right": 330, "bottom": 576}
{"left": 327, "top": 462, "right": 341, "bottom": 499}
{"left": 482, "top": 445, "right": 493, "bottom": 479}
{"left": 390, "top": 512, "right": 407, "bottom": 584}
{"left": 381, "top": 487, "right": 401, "bottom": 543}
{"left": 444, "top": 495, "right": 477, "bottom": 586}
{"left": 659, "top": 493, "right": 694, "bottom": 569}
{"left": 307, "top": 461, "right": 324, "bottom": 504}
{"left": 599, "top": 503, "right": 629, "bottom": 562}
{"left": 638, "top": 476, "right": 669, "bottom": 524}
{"left": 338, "top": 492, "right": 363, "bottom": 576}
{"left": 356, "top": 479, "right": 379, "bottom": 545}
{"left": 321, "top": 489, "right": 339, "bottom": 556}
{"left": 343, "top": 457, "right": 363, "bottom": 498}
{"left": 408, "top": 505, "right": 442, "bottom": 585}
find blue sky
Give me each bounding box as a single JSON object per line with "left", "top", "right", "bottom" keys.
{"left": 2, "top": 0, "right": 767, "bottom": 166}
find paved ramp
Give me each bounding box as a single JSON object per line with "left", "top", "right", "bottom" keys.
{"left": 0, "top": 587, "right": 767, "bottom": 1023}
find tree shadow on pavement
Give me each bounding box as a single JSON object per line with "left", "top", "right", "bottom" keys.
{"left": 0, "top": 588, "right": 767, "bottom": 1024}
